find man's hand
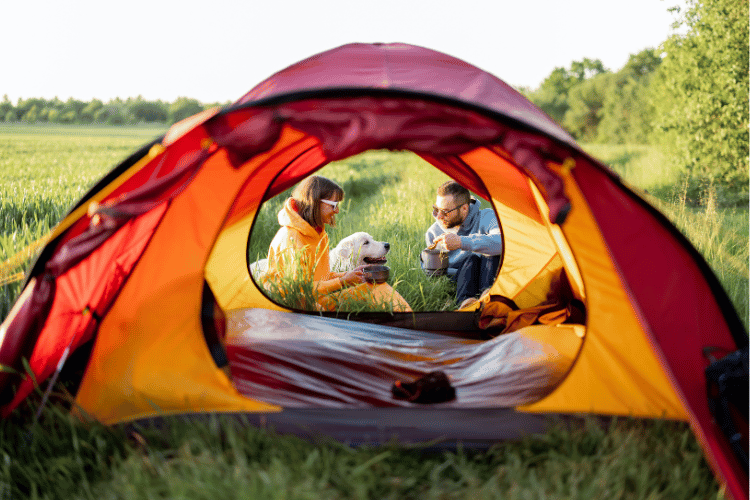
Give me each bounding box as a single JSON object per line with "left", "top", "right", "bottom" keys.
{"left": 434, "top": 233, "right": 462, "bottom": 251}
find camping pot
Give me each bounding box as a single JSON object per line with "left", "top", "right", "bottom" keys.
{"left": 363, "top": 265, "right": 390, "bottom": 284}
{"left": 420, "top": 248, "right": 449, "bottom": 276}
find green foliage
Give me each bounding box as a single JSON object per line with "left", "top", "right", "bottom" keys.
{"left": 0, "top": 96, "right": 213, "bottom": 126}
{"left": 525, "top": 0, "right": 748, "bottom": 205}
{"left": 596, "top": 49, "right": 662, "bottom": 144}
{"left": 127, "top": 97, "right": 168, "bottom": 123}
{"left": 80, "top": 99, "right": 103, "bottom": 124}
{"left": 563, "top": 72, "right": 613, "bottom": 141}
{"left": 168, "top": 97, "right": 205, "bottom": 124}
{"left": 650, "top": 0, "right": 749, "bottom": 204}
{"left": 0, "top": 408, "right": 724, "bottom": 500}
{"left": 529, "top": 58, "right": 608, "bottom": 125}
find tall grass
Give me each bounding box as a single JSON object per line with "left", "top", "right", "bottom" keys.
{"left": 0, "top": 407, "right": 723, "bottom": 500}
{"left": 0, "top": 127, "right": 733, "bottom": 499}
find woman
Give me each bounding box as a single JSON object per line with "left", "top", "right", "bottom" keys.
{"left": 263, "top": 175, "right": 411, "bottom": 312}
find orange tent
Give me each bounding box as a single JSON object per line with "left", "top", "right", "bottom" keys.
{"left": 0, "top": 43, "right": 746, "bottom": 500}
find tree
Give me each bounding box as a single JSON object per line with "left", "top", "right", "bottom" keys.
{"left": 81, "top": 99, "right": 103, "bottom": 124}
{"left": 563, "top": 73, "right": 613, "bottom": 142}
{"left": 21, "top": 104, "right": 40, "bottom": 123}
{"left": 597, "top": 49, "right": 662, "bottom": 144}
{"left": 0, "top": 95, "right": 13, "bottom": 122}
{"left": 128, "top": 97, "right": 168, "bottom": 123}
{"left": 651, "top": 0, "right": 749, "bottom": 204}
{"left": 168, "top": 97, "right": 205, "bottom": 124}
{"left": 529, "top": 58, "right": 608, "bottom": 131}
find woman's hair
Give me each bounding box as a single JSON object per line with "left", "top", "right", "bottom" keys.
{"left": 292, "top": 175, "right": 344, "bottom": 227}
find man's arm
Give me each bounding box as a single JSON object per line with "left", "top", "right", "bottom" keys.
{"left": 460, "top": 230, "right": 503, "bottom": 256}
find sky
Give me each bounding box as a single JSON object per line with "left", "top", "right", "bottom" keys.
{"left": 3, "top": 0, "right": 684, "bottom": 104}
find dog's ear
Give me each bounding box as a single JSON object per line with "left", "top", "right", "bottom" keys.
{"left": 338, "top": 236, "right": 355, "bottom": 249}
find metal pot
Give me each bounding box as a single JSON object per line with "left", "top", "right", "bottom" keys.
{"left": 363, "top": 264, "right": 390, "bottom": 284}
{"left": 420, "top": 248, "right": 449, "bottom": 276}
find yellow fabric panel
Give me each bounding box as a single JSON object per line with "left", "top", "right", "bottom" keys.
{"left": 462, "top": 147, "right": 560, "bottom": 307}
{"left": 528, "top": 181, "right": 586, "bottom": 301}
{"left": 520, "top": 163, "right": 688, "bottom": 419}
{"left": 75, "top": 150, "right": 281, "bottom": 425}
{"left": 205, "top": 212, "right": 283, "bottom": 312}
{"left": 488, "top": 201, "right": 559, "bottom": 307}
{"left": 511, "top": 253, "right": 567, "bottom": 307}
{"left": 460, "top": 148, "right": 544, "bottom": 223}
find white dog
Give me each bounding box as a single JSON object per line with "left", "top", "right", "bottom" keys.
{"left": 329, "top": 231, "right": 390, "bottom": 272}
{"left": 250, "top": 231, "right": 390, "bottom": 278}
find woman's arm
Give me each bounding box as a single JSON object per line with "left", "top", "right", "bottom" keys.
{"left": 317, "top": 268, "right": 365, "bottom": 294}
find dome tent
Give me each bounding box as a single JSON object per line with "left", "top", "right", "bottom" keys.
{"left": 0, "top": 43, "right": 746, "bottom": 499}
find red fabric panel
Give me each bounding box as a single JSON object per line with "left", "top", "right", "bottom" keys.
{"left": 236, "top": 43, "right": 579, "bottom": 150}
{"left": 224, "top": 138, "right": 324, "bottom": 226}
{"left": 0, "top": 279, "right": 52, "bottom": 395}
{"left": 264, "top": 146, "right": 328, "bottom": 201}
{"left": 205, "top": 109, "right": 284, "bottom": 168}
{"left": 2, "top": 205, "right": 168, "bottom": 416}
{"left": 572, "top": 160, "right": 747, "bottom": 500}
{"left": 212, "top": 97, "right": 572, "bottom": 223}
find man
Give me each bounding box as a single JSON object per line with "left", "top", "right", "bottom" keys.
{"left": 424, "top": 181, "right": 503, "bottom": 307}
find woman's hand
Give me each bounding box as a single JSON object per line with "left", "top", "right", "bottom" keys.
{"left": 341, "top": 267, "right": 365, "bottom": 287}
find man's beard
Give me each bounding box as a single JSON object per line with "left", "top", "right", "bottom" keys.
{"left": 441, "top": 218, "right": 462, "bottom": 230}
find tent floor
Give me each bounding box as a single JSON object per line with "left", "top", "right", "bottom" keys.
{"left": 124, "top": 408, "right": 600, "bottom": 448}
{"left": 223, "top": 308, "right": 581, "bottom": 410}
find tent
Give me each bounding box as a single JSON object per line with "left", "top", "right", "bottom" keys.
{"left": 0, "top": 43, "right": 746, "bottom": 499}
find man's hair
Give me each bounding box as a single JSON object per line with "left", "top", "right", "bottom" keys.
{"left": 292, "top": 175, "right": 344, "bottom": 227}
{"left": 437, "top": 181, "right": 470, "bottom": 206}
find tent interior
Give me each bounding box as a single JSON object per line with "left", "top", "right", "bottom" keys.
{"left": 202, "top": 141, "right": 588, "bottom": 409}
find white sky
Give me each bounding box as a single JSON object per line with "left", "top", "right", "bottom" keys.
{"left": 3, "top": 0, "right": 683, "bottom": 104}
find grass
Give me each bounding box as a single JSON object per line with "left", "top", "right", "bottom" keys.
{"left": 0, "top": 125, "right": 740, "bottom": 499}
{"left": 0, "top": 406, "right": 723, "bottom": 500}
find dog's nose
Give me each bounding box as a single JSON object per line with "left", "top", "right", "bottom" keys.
{"left": 384, "top": 242, "right": 390, "bottom": 250}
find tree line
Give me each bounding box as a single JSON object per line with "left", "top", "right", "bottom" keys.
{"left": 0, "top": 95, "right": 225, "bottom": 127}
{"left": 522, "top": 0, "right": 747, "bottom": 205}
{"left": 2, "top": 0, "right": 746, "bottom": 205}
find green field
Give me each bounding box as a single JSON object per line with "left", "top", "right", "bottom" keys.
{"left": 1, "top": 124, "right": 741, "bottom": 499}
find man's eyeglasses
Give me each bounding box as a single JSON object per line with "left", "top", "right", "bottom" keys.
{"left": 432, "top": 204, "right": 463, "bottom": 218}
{"left": 321, "top": 199, "right": 340, "bottom": 210}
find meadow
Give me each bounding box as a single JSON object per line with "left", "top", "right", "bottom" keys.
{"left": 1, "top": 124, "right": 744, "bottom": 498}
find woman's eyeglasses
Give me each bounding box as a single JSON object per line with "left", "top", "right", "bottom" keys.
{"left": 432, "top": 204, "right": 463, "bottom": 218}
{"left": 321, "top": 199, "right": 339, "bottom": 210}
